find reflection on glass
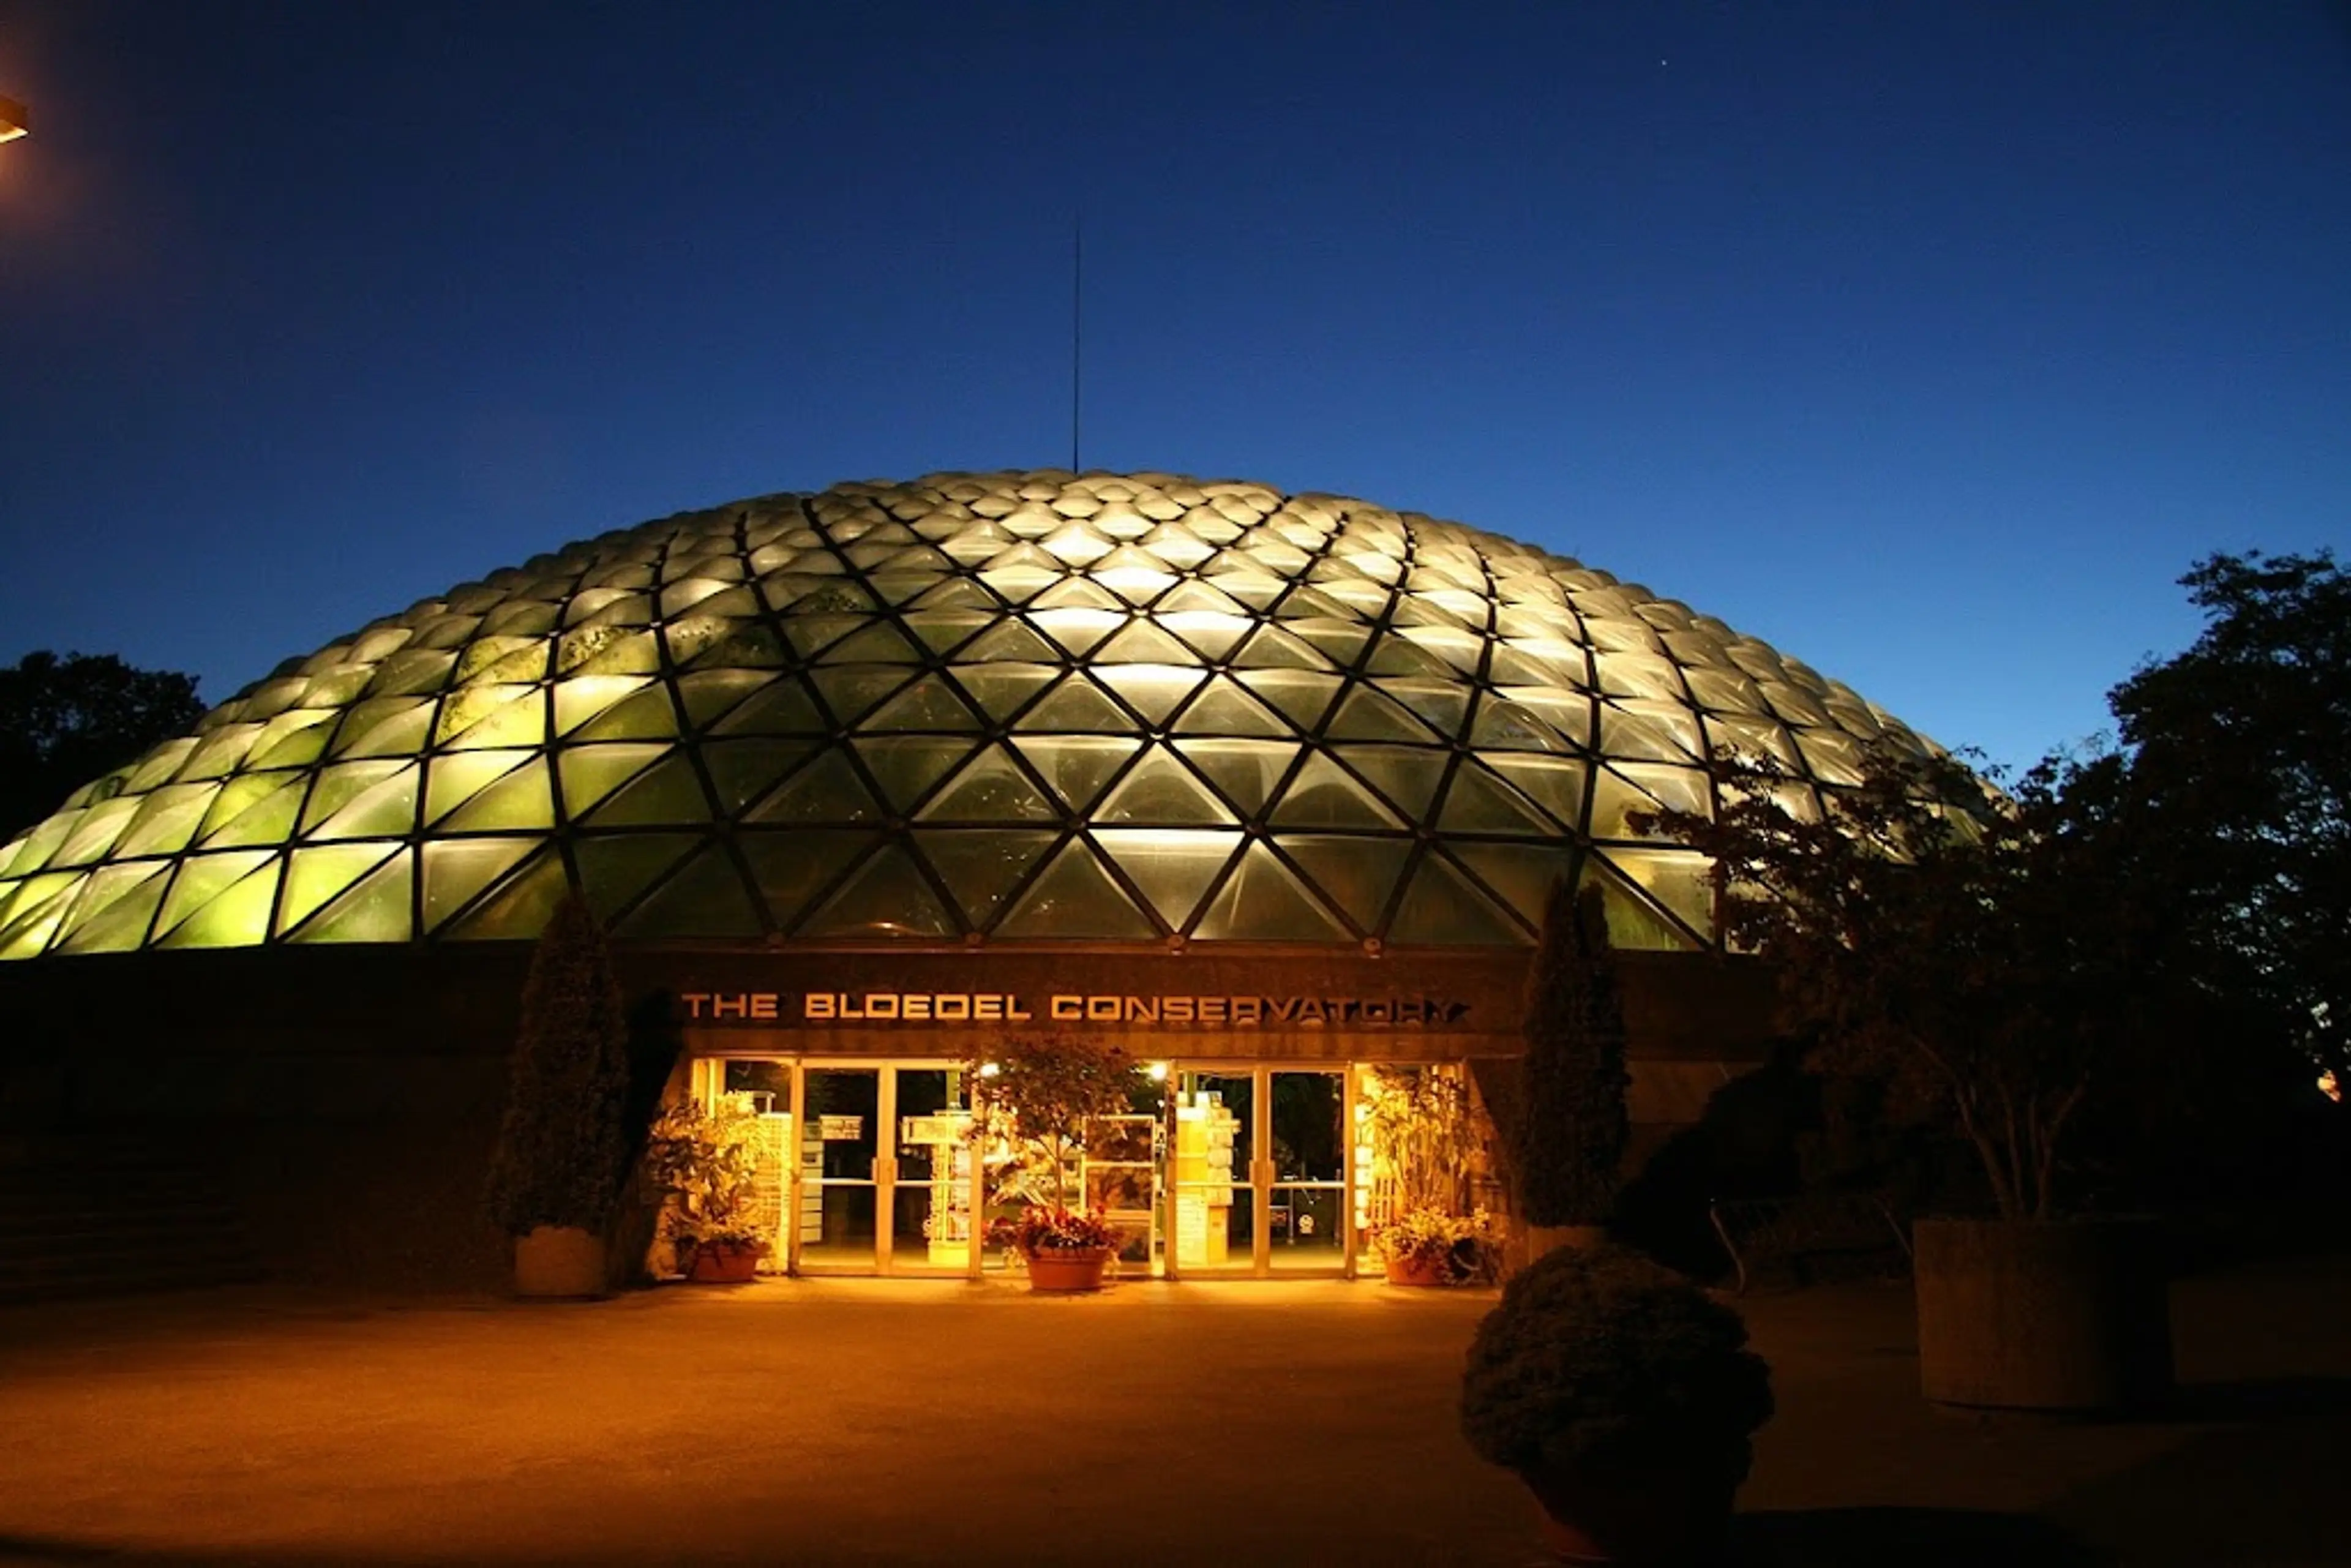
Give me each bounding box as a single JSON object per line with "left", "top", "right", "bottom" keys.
{"left": 893, "top": 1067, "right": 975, "bottom": 1270}
{"left": 800, "top": 1068, "right": 879, "bottom": 1267}
{"left": 1174, "top": 1071, "right": 1253, "bottom": 1270}
{"left": 1270, "top": 1071, "right": 1346, "bottom": 1272}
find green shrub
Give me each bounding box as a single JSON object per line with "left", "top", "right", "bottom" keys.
{"left": 1460, "top": 1244, "right": 1772, "bottom": 1478}
{"left": 484, "top": 892, "right": 634, "bottom": 1236}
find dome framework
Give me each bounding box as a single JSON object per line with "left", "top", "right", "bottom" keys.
{"left": 0, "top": 471, "right": 1936, "bottom": 960}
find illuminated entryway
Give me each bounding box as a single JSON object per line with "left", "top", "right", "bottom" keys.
{"left": 694, "top": 1056, "right": 1413, "bottom": 1281}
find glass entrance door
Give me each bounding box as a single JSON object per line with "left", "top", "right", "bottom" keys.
{"left": 792, "top": 1062, "right": 978, "bottom": 1275}
{"left": 1168, "top": 1066, "right": 1354, "bottom": 1278}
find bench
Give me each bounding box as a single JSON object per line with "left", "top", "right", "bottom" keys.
{"left": 1707, "top": 1193, "right": 1912, "bottom": 1296}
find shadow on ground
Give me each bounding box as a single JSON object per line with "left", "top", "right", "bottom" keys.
{"left": 1727, "top": 1507, "right": 2097, "bottom": 1566}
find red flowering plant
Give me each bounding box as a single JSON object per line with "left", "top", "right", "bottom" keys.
{"left": 988, "top": 1205, "right": 1123, "bottom": 1256}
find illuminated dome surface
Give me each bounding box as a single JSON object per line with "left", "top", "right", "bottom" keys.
{"left": 0, "top": 471, "right": 1940, "bottom": 959}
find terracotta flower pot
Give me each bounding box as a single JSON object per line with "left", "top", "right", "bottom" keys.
{"left": 683, "top": 1239, "right": 762, "bottom": 1284}
{"left": 1521, "top": 1452, "right": 1741, "bottom": 1566}
{"left": 1023, "top": 1245, "right": 1114, "bottom": 1293}
{"left": 1382, "top": 1250, "right": 1455, "bottom": 1286}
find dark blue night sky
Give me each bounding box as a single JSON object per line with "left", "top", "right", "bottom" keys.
{"left": 2, "top": 1, "right": 2344, "bottom": 773}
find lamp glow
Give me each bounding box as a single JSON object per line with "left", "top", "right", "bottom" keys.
{"left": 0, "top": 96, "right": 26, "bottom": 143}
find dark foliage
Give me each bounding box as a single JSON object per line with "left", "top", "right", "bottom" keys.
{"left": 0, "top": 651, "right": 205, "bottom": 838}
{"left": 484, "top": 892, "right": 634, "bottom": 1236}
{"left": 2109, "top": 549, "right": 2349, "bottom": 1087}
{"left": 1518, "top": 880, "right": 1631, "bottom": 1227}
{"left": 1460, "top": 1243, "right": 1773, "bottom": 1477}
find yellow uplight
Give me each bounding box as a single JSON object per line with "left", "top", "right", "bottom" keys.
{"left": 0, "top": 96, "right": 27, "bottom": 143}
{"left": 1146, "top": 1061, "right": 1169, "bottom": 1081}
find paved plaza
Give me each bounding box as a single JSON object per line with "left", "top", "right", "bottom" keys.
{"left": 1, "top": 1253, "right": 2347, "bottom": 1566}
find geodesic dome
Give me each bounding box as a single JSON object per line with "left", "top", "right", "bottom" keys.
{"left": 0, "top": 471, "right": 1940, "bottom": 959}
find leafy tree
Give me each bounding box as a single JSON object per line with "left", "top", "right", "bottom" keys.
{"left": 484, "top": 892, "right": 636, "bottom": 1237}
{"left": 1518, "top": 880, "right": 1632, "bottom": 1228}
{"left": 1640, "top": 746, "right": 2199, "bottom": 1221}
{"left": 0, "top": 651, "right": 206, "bottom": 838}
{"left": 969, "top": 1034, "right": 1132, "bottom": 1209}
{"left": 2108, "top": 549, "right": 2349, "bottom": 1086}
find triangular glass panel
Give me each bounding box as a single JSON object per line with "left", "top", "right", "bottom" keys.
{"left": 1597, "top": 702, "right": 1702, "bottom": 764}
{"left": 1171, "top": 739, "right": 1301, "bottom": 817}
{"left": 421, "top": 837, "right": 539, "bottom": 932}
{"left": 1138, "top": 523, "right": 1217, "bottom": 569}
{"left": 1487, "top": 755, "right": 1592, "bottom": 832}
{"left": 1385, "top": 852, "right": 1530, "bottom": 947}
{"left": 56, "top": 864, "right": 172, "bottom": 953}
{"left": 278, "top": 843, "right": 400, "bottom": 936}
{"left": 911, "top": 828, "right": 1057, "bottom": 928}
{"left": 1327, "top": 745, "right": 1450, "bottom": 819}
{"left": 1703, "top": 713, "right": 1802, "bottom": 768}
{"left": 553, "top": 676, "right": 654, "bottom": 737}
{"left": 1363, "top": 638, "right": 1451, "bottom": 678}
{"left": 575, "top": 833, "right": 705, "bottom": 918}
{"left": 994, "top": 841, "right": 1156, "bottom": 940}
{"left": 436, "top": 685, "right": 547, "bottom": 751}
{"left": 1202, "top": 570, "right": 1286, "bottom": 612}
{"left": 797, "top": 843, "right": 956, "bottom": 940}
{"left": 156, "top": 855, "right": 282, "bottom": 949}
{"left": 703, "top": 740, "right": 819, "bottom": 816}
{"left": 1314, "top": 578, "right": 1395, "bottom": 619}
{"left": 1496, "top": 687, "right": 1594, "bottom": 749}
{"left": 1272, "top": 835, "right": 1414, "bottom": 934}
{"left": 296, "top": 761, "right": 401, "bottom": 834}
{"left": 1325, "top": 685, "right": 1440, "bottom": 743}
{"left": 1092, "top": 828, "right": 1242, "bottom": 929}
{"left": 288, "top": 850, "right": 414, "bottom": 944}
{"left": 828, "top": 623, "right": 924, "bottom": 664}
{"left": 563, "top": 628, "right": 661, "bottom": 678}
{"left": 911, "top": 576, "right": 1002, "bottom": 611}
{"left": 961, "top": 618, "right": 1063, "bottom": 665}
{"left": 1438, "top": 762, "right": 1559, "bottom": 838}
{"left": 441, "top": 757, "right": 554, "bottom": 832}
{"left": 582, "top": 752, "right": 713, "bottom": 826}
{"left": 954, "top": 664, "right": 1059, "bottom": 725}
{"left": 1230, "top": 625, "right": 1333, "bottom": 672}
{"left": 1097, "top": 666, "right": 1207, "bottom": 726}
{"left": 711, "top": 675, "right": 827, "bottom": 737}
{"left": 1582, "top": 858, "right": 1702, "bottom": 952}
{"left": 901, "top": 610, "right": 996, "bottom": 658}
{"left": 1270, "top": 586, "right": 1359, "bottom": 623}
{"left": 307, "top": 762, "right": 420, "bottom": 842}
{"left": 0, "top": 875, "right": 79, "bottom": 958}
{"left": 1093, "top": 621, "right": 1199, "bottom": 665}
{"left": 1488, "top": 645, "right": 1584, "bottom": 690}
{"left": 53, "top": 797, "right": 140, "bottom": 868}
{"left": 558, "top": 744, "right": 666, "bottom": 820}
{"left": 1188, "top": 842, "right": 1350, "bottom": 942}
{"left": 1447, "top": 841, "right": 1580, "bottom": 931}
{"left": 569, "top": 683, "right": 680, "bottom": 743}
{"left": 810, "top": 665, "right": 915, "bottom": 727}
{"left": 1010, "top": 737, "right": 1141, "bottom": 813}
{"left": 684, "top": 622, "right": 790, "bottom": 670}
{"left": 615, "top": 845, "right": 765, "bottom": 939}
{"left": 852, "top": 737, "right": 973, "bottom": 814}
{"left": 1154, "top": 579, "right": 1247, "bottom": 616}
{"left": 1234, "top": 670, "right": 1343, "bottom": 731}
{"left": 116, "top": 783, "right": 220, "bottom": 859}
{"left": 744, "top": 748, "right": 881, "bottom": 824}
{"left": 427, "top": 751, "right": 531, "bottom": 828}
{"left": 154, "top": 850, "right": 272, "bottom": 940}
{"left": 783, "top": 613, "right": 870, "bottom": 660}
{"left": 1030, "top": 576, "right": 1122, "bottom": 610}
{"left": 1291, "top": 619, "right": 1374, "bottom": 668}
{"left": 859, "top": 673, "right": 982, "bottom": 733}
{"left": 917, "top": 746, "right": 1059, "bottom": 822}
{"left": 866, "top": 571, "right": 946, "bottom": 608}
{"left": 1599, "top": 847, "right": 1716, "bottom": 939}
{"left": 1013, "top": 674, "right": 1133, "bottom": 733}
{"left": 1029, "top": 608, "right": 1125, "bottom": 658}
{"left": 1156, "top": 610, "right": 1254, "bottom": 662}
{"left": 1169, "top": 678, "right": 1289, "bottom": 738}
{"left": 738, "top": 828, "right": 877, "bottom": 929}
{"left": 54, "top": 861, "right": 170, "bottom": 947}
{"left": 1269, "top": 755, "right": 1403, "bottom": 829}
{"left": 1095, "top": 748, "right": 1240, "bottom": 825}
{"left": 1468, "top": 695, "right": 1575, "bottom": 755}
{"left": 332, "top": 699, "right": 435, "bottom": 759}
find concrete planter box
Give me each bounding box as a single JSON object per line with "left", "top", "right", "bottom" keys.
{"left": 1914, "top": 1217, "right": 2172, "bottom": 1411}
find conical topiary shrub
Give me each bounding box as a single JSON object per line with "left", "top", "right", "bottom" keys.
{"left": 1518, "top": 880, "right": 1632, "bottom": 1238}
{"left": 484, "top": 891, "right": 634, "bottom": 1296}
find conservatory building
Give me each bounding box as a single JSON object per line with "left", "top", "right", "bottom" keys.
{"left": 0, "top": 471, "right": 1934, "bottom": 1288}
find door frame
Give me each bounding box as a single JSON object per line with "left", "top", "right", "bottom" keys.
{"left": 1162, "top": 1062, "right": 1358, "bottom": 1281}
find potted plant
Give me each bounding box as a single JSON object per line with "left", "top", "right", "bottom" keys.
{"left": 1516, "top": 880, "right": 1632, "bottom": 1259}
{"left": 641, "top": 1096, "right": 770, "bottom": 1283}
{"left": 988, "top": 1206, "right": 1124, "bottom": 1293}
{"left": 483, "top": 892, "right": 635, "bottom": 1299}
{"left": 969, "top": 1033, "right": 1135, "bottom": 1292}
{"left": 1638, "top": 747, "right": 2183, "bottom": 1411}
{"left": 1461, "top": 1243, "right": 1774, "bottom": 1565}
{"left": 1370, "top": 1207, "right": 1497, "bottom": 1286}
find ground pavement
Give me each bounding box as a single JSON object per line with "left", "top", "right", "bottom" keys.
{"left": 0, "top": 1252, "right": 2346, "bottom": 1566}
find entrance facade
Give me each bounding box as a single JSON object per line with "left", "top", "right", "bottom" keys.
{"left": 691, "top": 1056, "right": 1393, "bottom": 1281}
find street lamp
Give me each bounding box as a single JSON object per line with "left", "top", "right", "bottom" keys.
{"left": 0, "top": 95, "right": 26, "bottom": 143}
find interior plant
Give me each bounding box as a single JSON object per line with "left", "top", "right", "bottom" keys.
{"left": 1362, "top": 1065, "right": 1494, "bottom": 1284}
{"left": 1370, "top": 1207, "right": 1497, "bottom": 1286}
{"left": 483, "top": 891, "right": 635, "bottom": 1299}
{"left": 1461, "top": 1242, "right": 1774, "bottom": 1564}
{"left": 1517, "top": 879, "right": 1632, "bottom": 1255}
{"left": 640, "top": 1095, "right": 769, "bottom": 1283}
{"left": 968, "top": 1033, "right": 1134, "bottom": 1291}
